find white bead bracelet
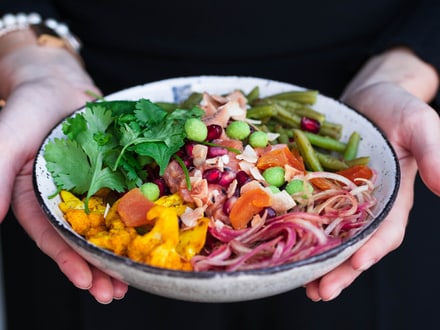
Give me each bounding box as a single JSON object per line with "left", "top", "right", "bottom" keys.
{"left": 0, "top": 12, "right": 81, "bottom": 53}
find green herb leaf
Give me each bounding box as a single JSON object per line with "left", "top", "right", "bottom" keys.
{"left": 44, "top": 105, "right": 125, "bottom": 211}
{"left": 44, "top": 98, "right": 205, "bottom": 207}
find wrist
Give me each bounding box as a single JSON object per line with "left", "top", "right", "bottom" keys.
{"left": 0, "top": 13, "right": 85, "bottom": 100}
{"left": 0, "top": 28, "right": 37, "bottom": 58}
{"left": 0, "top": 13, "right": 82, "bottom": 65}
{"left": 384, "top": 47, "right": 439, "bottom": 102}
{"left": 344, "top": 47, "right": 440, "bottom": 103}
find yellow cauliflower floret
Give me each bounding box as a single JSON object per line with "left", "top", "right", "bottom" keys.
{"left": 64, "top": 209, "right": 106, "bottom": 237}
{"left": 127, "top": 205, "right": 191, "bottom": 270}
{"left": 60, "top": 190, "right": 208, "bottom": 272}
{"left": 87, "top": 196, "right": 107, "bottom": 214}
{"left": 154, "top": 193, "right": 188, "bottom": 216}
{"left": 176, "top": 217, "right": 209, "bottom": 260}
{"left": 59, "top": 190, "right": 84, "bottom": 213}
{"left": 147, "top": 242, "right": 192, "bottom": 271}
{"left": 88, "top": 226, "right": 137, "bottom": 256}
{"left": 59, "top": 190, "right": 107, "bottom": 214}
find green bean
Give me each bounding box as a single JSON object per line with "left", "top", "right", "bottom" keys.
{"left": 275, "top": 106, "right": 301, "bottom": 128}
{"left": 346, "top": 156, "right": 370, "bottom": 167}
{"left": 252, "top": 98, "right": 303, "bottom": 109}
{"left": 247, "top": 104, "right": 277, "bottom": 119}
{"left": 274, "top": 100, "right": 326, "bottom": 124}
{"left": 246, "top": 86, "right": 260, "bottom": 104}
{"left": 316, "top": 151, "right": 349, "bottom": 171}
{"left": 277, "top": 131, "right": 290, "bottom": 144}
{"left": 156, "top": 102, "right": 178, "bottom": 112}
{"left": 343, "top": 131, "right": 361, "bottom": 160}
{"left": 293, "top": 106, "right": 326, "bottom": 124}
{"left": 319, "top": 122, "right": 343, "bottom": 140}
{"left": 280, "top": 103, "right": 341, "bottom": 139}
{"left": 252, "top": 98, "right": 325, "bottom": 123}
{"left": 303, "top": 131, "right": 346, "bottom": 153}
{"left": 179, "top": 92, "right": 203, "bottom": 109}
{"left": 292, "top": 129, "right": 323, "bottom": 171}
{"left": 249, "top": 96, "right": 342, "bottom": 139}
{"left": 264, "top": 90, "right": 319, "bottom": 105}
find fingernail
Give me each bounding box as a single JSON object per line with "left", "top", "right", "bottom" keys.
{"left": 114, "top": 291, "right": 126, "bottom": 301}
{"left": 326, "top": 287, "right": 342, "bottom": 301}
{"left": 359, "top": 259, "right": 375, "bottom": 271}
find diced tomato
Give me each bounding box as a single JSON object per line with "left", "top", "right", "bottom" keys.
{"left": 309, "top": 177, "right": 339, "bottom": 190}
{"left": 229, "top": 188, "right": 272, "bottom": 230}
{"left": 257, "top": 146, "right": 305, "bottom": 172}
{"left": 117, "top": 188, "right": 155, "bottom": 227}
{"left": 336, "top": 165, "right": 373, "bottom": 185}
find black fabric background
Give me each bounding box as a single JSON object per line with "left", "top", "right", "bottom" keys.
{"left": 1, "top": 1, "right": 440, "bottom": 329}
{"left": 3, "top": 173, "right": 439, "bottom": 330}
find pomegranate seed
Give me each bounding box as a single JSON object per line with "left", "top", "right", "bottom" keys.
{"left": 175, "top": 149, "right": 186, "bottom": 159}
{"left": 203, "top": 168, "right": 222, "bottom": 184}
{"left": 146, "top": 165, "right": 160, "bottom": 180}
{"left": 260, "top": 207, "right": 276, "bottom": 219}
{"left": 236, "top": 170, "right": 251, "bottom": 187}
{"left": 207, "top": 146, "right": 228, "bottom": 158}
{"left": 300, "top": 116, "right": 321, "bottom": 133}
{"left": 184, "top": 142, "right": 195, "bottom": 157}
{"left": 206, "top": 124, "right": 223, "bottom": 140}
{"left": 218, "top": 169, "right": 236, "bottom": 187}
{"left": 222, "top": 196, "right": 237, "bottom": 215}
{"left": 152, "top": 177, "right": 168, "bottom": 196}
{"left": 183, "top": 158, "right": 193, "bottom": 168}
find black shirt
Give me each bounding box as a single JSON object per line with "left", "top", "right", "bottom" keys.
{"left": 2, "top": 2, "right": 440, "bottom": 330}
{"left": 1, "top": 0, "right": 440, "bottom": 96}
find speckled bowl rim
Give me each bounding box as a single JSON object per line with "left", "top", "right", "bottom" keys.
{"left": 33, "top": 75, "right": 400, "bottom": 280}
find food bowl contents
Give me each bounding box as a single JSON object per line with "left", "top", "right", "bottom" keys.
{"left": 43, "top": 86, "right": 377, "bottom": 272}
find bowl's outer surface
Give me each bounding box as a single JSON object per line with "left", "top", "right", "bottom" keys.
{"left": 33, "top": 76, "right": 400, "bottom": 302}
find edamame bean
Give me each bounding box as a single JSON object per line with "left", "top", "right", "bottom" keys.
{"left": 226, "top": 121, "right": 251, "bottom": 140}
{"left": 185, "top": 118, "right": 208, "bottom": 142}
{"left": 263, "top": 166, "right": 285, "bottom": 187}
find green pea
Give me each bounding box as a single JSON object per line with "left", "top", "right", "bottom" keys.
{"left": 226, "top": 120, "right": 251, "bottom": 140}
{"left": 285, "top": 179, "right": 314, "bottom": 197}
{"left": 285, "top": 179, "right": 304, "bottom": 194}
{"left": 140, "top": 182, "right": 160, "bottom": 201}
{"left": 267, "top": 185, "right": 281, "bottom": 194}
{"left": 262, "top": 166, "right": 285, "bottom": 187}
{"left": 185, "top": 118, "right": 208, "bottom": 142}
{"left": 249, "top": 131, "right": 269, "bottom": 148}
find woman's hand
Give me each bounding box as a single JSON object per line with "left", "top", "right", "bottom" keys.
{"left": 0, "top": 37, "right": 128, "bottom": 303}
{"left": 305, "top": 47, "right": 440, "bottom": 301}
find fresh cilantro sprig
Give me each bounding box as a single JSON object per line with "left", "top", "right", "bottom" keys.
{"left": 45, "top": 105, "right": 125, "bottom": 211}
{"left": 44, "top": 98, "right": 203, "bottom": 211}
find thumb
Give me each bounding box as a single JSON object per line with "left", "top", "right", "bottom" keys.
{"left": 409, "top": 104, "right": 440, "bottom": 196}
{"left": 0, "top": 149, "right": 16, "bottom": 221}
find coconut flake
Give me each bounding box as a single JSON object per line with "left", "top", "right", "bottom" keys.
{"left": 221, "top": 154, "right": 230, "bottom": 164}
{"left": 103, "top": 203, "right": 111, "bottom": 219}
{"left": 240, "top": 180, "right": 263, "bottom": 195}
{"left": 249, "top": 166, "right": 265, "bottom": 181}
{"left": 226, "top": 179, "right": 238, "bottom": 198}
{"left": 284, "top": 164, "right": 304, "bottom": 182}
{"left": 180, "top": 206, "right": 207, "bottom": 228}
{"left": 263, "top": 187, "right": 296, "bottom": 213}
{"left": 266, "top": 132, "right": 280, "bottom": 142}
{"left": 225, "top": 100, "right": 246, "bottom": 120}
{"left": 214, "top": 219, "right": 225, "bottom": 230}
{"left": 236, "top": 145, "right": 258, "bottom": 163}
{"left": 192, "top": 144, "right": 208, "bottom": 167}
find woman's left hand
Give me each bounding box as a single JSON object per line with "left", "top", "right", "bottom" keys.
{"left": 305, "top": 47, "right": 440, "bottom": 301}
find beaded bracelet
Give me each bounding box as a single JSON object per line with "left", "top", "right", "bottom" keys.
{"left": 0, "top": 12, "right": 81, "bottom": 53}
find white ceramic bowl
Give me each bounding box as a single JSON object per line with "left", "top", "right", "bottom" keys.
{"left": 33, "top": 76, "right": 400, "bottom": 302}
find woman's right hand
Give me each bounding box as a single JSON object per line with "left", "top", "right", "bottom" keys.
{"left": 0, "top": 33, "right": 129, "bottom": 304}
